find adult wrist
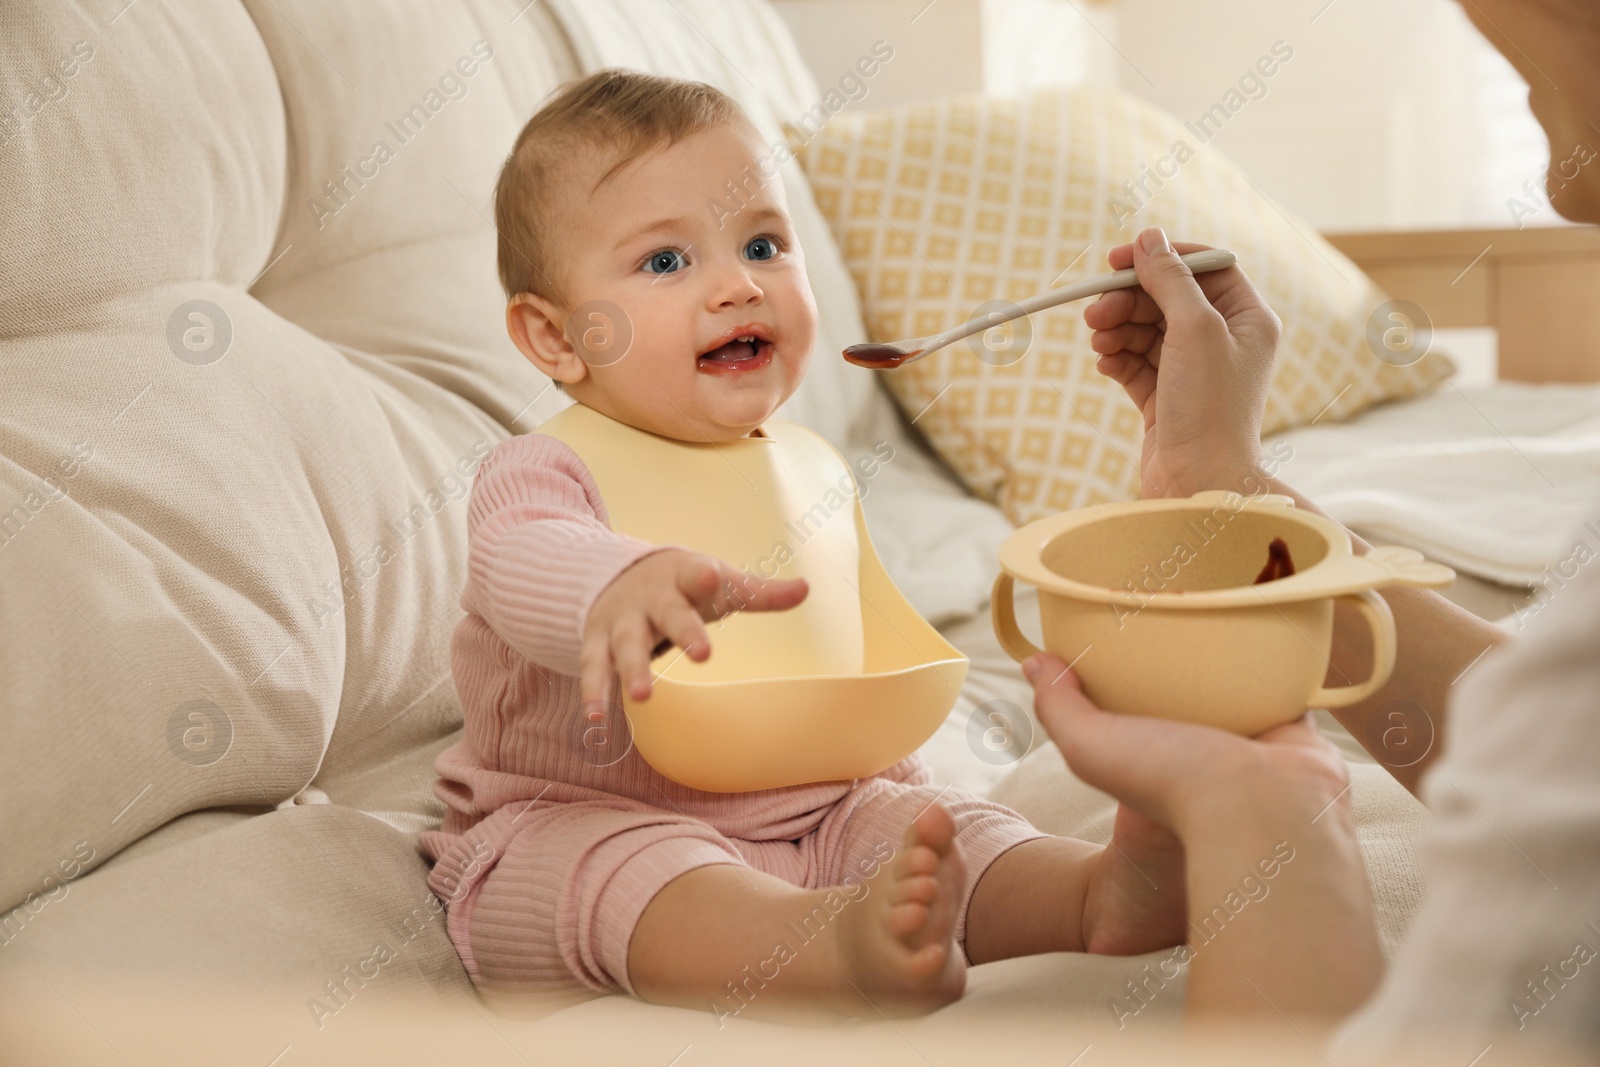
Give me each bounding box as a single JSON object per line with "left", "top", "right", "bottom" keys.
{"left": 1169, "top": 459, "right": 1265, "bottom": 500}
{"left": 1169, "top": 746, "right": 1355, "bottom": 849}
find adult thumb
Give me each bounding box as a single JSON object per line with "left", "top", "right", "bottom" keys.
{"left": 1130, "top": 227, "right": 1216, "bottom": 330}
{"left": 1026, "top": 652, "right": 1218, "bottom": 828}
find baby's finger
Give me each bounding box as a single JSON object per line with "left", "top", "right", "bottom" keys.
{"left": 674, "top": 557, "right": 732, "bottom": 621}
{"left": 578, "top": 636, "right": 615, "bottom": 710}
{"left": 610, "top": 617, "right": 657, "bottom": 702}
{"left": 720, "top": 571, "right": 808, "bottom": 616}
{"left": 654, "top": 600, "right": 712, "bottom": 661}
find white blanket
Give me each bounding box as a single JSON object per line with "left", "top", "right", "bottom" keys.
{"left": 1267, "top": 381, "right": 1600, "bottom": 587}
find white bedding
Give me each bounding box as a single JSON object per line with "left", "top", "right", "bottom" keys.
{"left": 1266, "top": 380, "right": 1600, "bottom": 588}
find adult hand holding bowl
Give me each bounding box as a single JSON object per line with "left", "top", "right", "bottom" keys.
{"left": 991, "top": 490, "right": 1456, "bottom": 736}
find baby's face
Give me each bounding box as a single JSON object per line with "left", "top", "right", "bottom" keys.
{"left": 545, "top": 122, "right": 816, "bottom": 441}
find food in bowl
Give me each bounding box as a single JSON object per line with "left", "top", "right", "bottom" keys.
{"left": 1254, "top": 537, "right": 1296, "bottom": 584}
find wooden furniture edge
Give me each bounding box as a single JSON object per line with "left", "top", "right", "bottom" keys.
{"left": 1323, "top": 226, "right": 1600, "bottom": 383}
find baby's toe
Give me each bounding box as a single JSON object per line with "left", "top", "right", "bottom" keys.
{"left": 885, "top": 898, "right": 931, "bottom": 940}
{"left": 906, "top": 802, "right": 958, "bottom": 857}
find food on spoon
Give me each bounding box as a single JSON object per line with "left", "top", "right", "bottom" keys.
{"left": 842, "top": 343, "right": 919, "bottom": 368}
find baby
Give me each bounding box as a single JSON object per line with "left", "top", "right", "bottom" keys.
{"left": 419, "top": 69, "right": 1186, "bottom": 1022}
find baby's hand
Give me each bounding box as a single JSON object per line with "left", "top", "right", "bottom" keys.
{"left": 1084, "top": 227, "right": 1281, "bottom": 499}
{"left": 581, "top": 549, "right": 808, "bottom": 708}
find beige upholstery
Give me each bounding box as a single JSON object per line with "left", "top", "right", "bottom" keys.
{"left": 1, "top": 0, "right": 575, "bottom": 983}
{"left": 0, "top": 0, "right": 1429, "bottom": 1052}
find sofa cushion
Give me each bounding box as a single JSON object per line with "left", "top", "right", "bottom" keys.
{"left": 0, "top": 0, "right": 578, "bottom": 918}
{"left": 0, "top": 1, "right": 282, "bottom": 335}
{"left": 241, "top": 0, "right": 579, "bottom": 435}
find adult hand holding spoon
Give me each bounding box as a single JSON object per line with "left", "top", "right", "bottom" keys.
{"left": 842, "top": 247, "right": 1237, "bottom": 368}
{"left": 1088, "top": 229, "right": 1281, "bottom": 500}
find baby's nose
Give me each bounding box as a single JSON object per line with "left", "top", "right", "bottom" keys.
{"left": 710, "top": 267, "right": 763, "bottom": 309}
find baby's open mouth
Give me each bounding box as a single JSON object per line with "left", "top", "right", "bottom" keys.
{"left": 696, "top": 327, "right": 775, "bottom": 373}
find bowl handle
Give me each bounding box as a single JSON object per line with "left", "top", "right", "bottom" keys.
{"left": 1309, "top": 589, "right": 1397, "bottom": 709}
{"left": 992, "top": 574, "right": 1046, "bottom": 662}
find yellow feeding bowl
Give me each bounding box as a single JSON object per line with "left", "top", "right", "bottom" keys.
{"left": 992, "top": 490, "right": 1456, "bottom": 736}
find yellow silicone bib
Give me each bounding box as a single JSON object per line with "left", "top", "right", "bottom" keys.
{"left": 537, "top": 402, "right": 968, "bottom": 792}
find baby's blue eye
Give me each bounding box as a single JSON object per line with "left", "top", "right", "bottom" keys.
{"left": 643, "top": 249, "right": 686, "bottom": 274}
{"left": 744, "top": 237, "right": 778, "bottom": 261}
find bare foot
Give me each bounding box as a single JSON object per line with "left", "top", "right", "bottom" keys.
{"left": 836, "top": 802, "right": 968, "bottom": 1016}
{"left": 1080, "top": 804, "right": 1188, "bottom": 956}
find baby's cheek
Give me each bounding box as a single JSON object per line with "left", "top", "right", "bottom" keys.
{"left": 785, "top": 314, "right": 817, "bottom": 374}
{"left": 788, "top": 280, "right": 820, "bottom": 346}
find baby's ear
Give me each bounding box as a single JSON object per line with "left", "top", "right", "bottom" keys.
{"left": 506, "top": 293, "right": 588, "bottom": 387}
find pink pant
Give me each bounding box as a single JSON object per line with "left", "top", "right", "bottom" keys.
{"left": 444, "top": 772, "right": 1048, "bottom": 996}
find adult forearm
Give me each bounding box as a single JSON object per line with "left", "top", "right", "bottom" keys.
{"left": 1178, "top": 785, "right": 1382, "bottom": 1033}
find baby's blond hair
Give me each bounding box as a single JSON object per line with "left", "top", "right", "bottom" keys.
{"left": 493, "top": 69, "right": 751, "bottom": 306}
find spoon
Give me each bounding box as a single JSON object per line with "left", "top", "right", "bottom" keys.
{"left": 842, "top": 248, "right": 1238, "bottom": 368}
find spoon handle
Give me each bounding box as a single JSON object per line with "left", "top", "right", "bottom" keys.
{"left": 920, "top": 248, "right": 1238, "bottom": 359}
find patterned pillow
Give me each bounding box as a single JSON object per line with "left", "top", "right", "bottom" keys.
{"left": 793, "top": 85, "right": 1453, "bottom": 521}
